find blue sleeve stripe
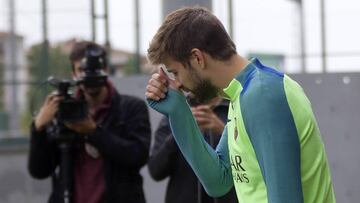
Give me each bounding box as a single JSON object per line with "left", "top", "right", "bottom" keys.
{"left": 253, "top": 58, "right": 284, "bottom": 77}
{"left": 240, "top": 72, "right": 304, "bottom": 203}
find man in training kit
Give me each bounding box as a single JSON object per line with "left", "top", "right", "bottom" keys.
{"left": 145, "top": 7, "right": 336, "bottom": 203}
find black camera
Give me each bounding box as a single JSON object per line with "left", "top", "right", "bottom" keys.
{"left": 77, "top": 44, "right": 108, "bottom": 88}
{"left": 48, "top": 77, "right": 88, "bottom": 122}
{"left": 47, "top": 44, "right": 108, "bottom": 122}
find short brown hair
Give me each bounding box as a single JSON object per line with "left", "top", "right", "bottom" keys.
{"left": 69, "top": 41, "right": 107, "bottom": 69}
{"left": 147, "top": 7, "right": 236, "bottom": 65}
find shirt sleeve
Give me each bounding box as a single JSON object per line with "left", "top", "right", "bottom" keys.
{"left": 241, "top": 80, "right": 304, "bottom": 203}
{"left": 147, "top": 89, "right": 233, "bottom": 197}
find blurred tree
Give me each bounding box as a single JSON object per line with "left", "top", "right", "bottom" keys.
{"left": 20, "top": 43, "right": 71, "bottom": 132}
{"left": 123, "top": 55, "right": 137, "bottom": 75}
{"left": 28, "top": 43, "right": 71, "bottom": 80}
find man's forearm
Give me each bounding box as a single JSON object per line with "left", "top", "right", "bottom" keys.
{"left": 148, "top": 90, "right": 233, "bottom": 197}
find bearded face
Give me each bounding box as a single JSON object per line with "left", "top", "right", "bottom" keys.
{"left": 187, "top": 65, "right": 220, "bottom": 104}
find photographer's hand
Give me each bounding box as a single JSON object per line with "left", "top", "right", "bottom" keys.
{"left": 64, "top": 115, "right": 97, "bottom": 135}
{"left": 192, "top": 105, "right": 225, "bottom": 135}
{"left": 34, "top": 94, "right": 63, "bottom": 132}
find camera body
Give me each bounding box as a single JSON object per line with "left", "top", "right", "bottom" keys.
{"left": 48, "top": 44, "right": 108, "bottom": 122}
{"left": 77, "top": 44, "right": 108, "bottom": 88}
{"left": 48, "top": 78, "right": 88, "bottom": 122}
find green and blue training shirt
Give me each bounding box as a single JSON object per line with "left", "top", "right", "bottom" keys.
{"left": 147, "top": 58, "right": 336, "bottom": 203}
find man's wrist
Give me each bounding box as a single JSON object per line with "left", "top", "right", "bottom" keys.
{"left": 34, "top": 119, "right": 45, "bottom": 132}
{"left": 214, "top": 122, "right": 225, "bottom": 135}
{"left": 84, "top": 123, "right": 97, "bottom": 134}
{"left": 85, "top": 124, "right": 101, "bottom": 139}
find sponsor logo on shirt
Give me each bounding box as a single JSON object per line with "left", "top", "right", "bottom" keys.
{"left": 230, "top": 155, "right": 249, "bottom": 183}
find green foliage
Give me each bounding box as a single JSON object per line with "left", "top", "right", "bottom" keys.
{"left": 27, "top": 44, "right": 71, "bottom": 81}
{"left": 21, "top": 43, "right": 72, "bottom": 131}
{"left": 123, "top": 55, "right": 137, "bottom": 75}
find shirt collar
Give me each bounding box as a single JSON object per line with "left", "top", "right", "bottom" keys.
{"left": 223, "top": 58, "right": 259, "bottom": 101}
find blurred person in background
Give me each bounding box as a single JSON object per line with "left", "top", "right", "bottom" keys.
{"left": 148, "top": 94, "right": 238, "bottom": 203}
{"left": 28, "top": 41, "right": 151, "bottom": 203}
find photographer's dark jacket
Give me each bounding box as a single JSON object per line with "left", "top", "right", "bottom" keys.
{"left": 28, "top": 84, "right": 151, "bottom": 203}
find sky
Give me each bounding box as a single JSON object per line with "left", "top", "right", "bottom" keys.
{"left": 0, "top": 0, "right": 360, "bottom": 73}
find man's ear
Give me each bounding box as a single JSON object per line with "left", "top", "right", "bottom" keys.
{"left": 189, "top": 48, "right": 205, "bottom": 70}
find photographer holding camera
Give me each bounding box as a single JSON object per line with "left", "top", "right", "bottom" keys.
{"left": 28, "top": 41, "right": 151, "bottom": 203}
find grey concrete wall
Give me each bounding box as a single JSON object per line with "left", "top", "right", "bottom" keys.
{"left": 291, "top": 73, "right": 360, "bottom": 203}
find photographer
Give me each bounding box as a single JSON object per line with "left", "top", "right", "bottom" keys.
{"left": 28, "top": 41, "right": 151, "bottom": 203}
